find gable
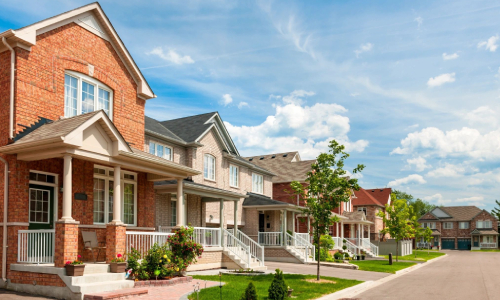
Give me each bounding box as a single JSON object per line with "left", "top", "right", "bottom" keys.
{"left": 82, "top": 123, "right": 113, "bottom": 155}
{"left": 432, "top": 207, "right": 451, "bottom": 218}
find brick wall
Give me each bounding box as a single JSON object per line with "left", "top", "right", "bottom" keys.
{"left": 0, "top": 50, "right": 10, "bottom": 146}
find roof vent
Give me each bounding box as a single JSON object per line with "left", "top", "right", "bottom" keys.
{"left": 380, "top": 189, "right": 384, "bottom": 191}
{"left": 249, "top": 158, "right": 253, "bottom": 161}
{"left": 271, "top": 155, "right": 276, "bottom": 158}
{"left": 260, "top": 157, "right": 264, "bottom": 160}
{"left": 283, "top": 154, "right": 288, "bottom": 157}
{"left": 372, "top": 190, "right": 375, "bottom": 192}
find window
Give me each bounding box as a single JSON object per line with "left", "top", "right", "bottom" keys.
{"left": 170, "top": 201, "right": 177, "bottom": 226}
{"left": 229, "top": 165, "right": 239, "bottom": 187}
{"left": 423, "top": 222, "right": 436, "bottom": 229}
{"left": 483, "top": 236, "right": 494, "bottom": 243}
{"left": 29, "top": 172, "right": 55, "bottom": 184}
{"left": 459, "top": 222, "right": 469, "bottom": 229}
{"left": 477, "top": 220, "right": 492, "bottom": 229}
{"left": 443, "top": 222, "right": 453, "bottom": 229}
{"left": 149, "top": 141, "right": 172, "bottom": 161}
{"left": 357, "top": 207, "right": 367, "bottom": 215}
{"left": 204, "top": 154, "right": 216, "bottom": 180}
{"left": 64, "top": 71, "right": 113, "bottom": 119}
{"left": 93, "top": 166, "right": 136, "bottom": 225}
{"left": 29, "top": 188, "right": 50, "bottom": 224}
{"left": 252, "top": 173, "right": 263, "bottom": 194}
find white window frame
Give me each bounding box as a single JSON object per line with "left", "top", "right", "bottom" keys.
{"left": 64, "top": 70, "right": 114, "bottom": 119}
{"left": 357, "top": 207, "right": 367, "bottom": 215}
{"left": 170, "top": 200, "right": 177, "bottom": 227}
{"left": 423, "top": 222, "right": 436, "bottom": 229}
{"left": 476, "top": 220, "right": 491, "bottom": 229}
{"left": 483, "top": 236, "right": 494, "bottom": 243}
{"left": 93, "top": 165, "right": 137, "bottom": 226}
{"left": 29, "top": 188, "right": 51, "bottom": 224}
{"left": 204, "top": 154, "right": 216, "bottom": 181}
{"left": 229, "top": 164, "right": 239, "bottom": 188}
{"left": 252, "top": 173, "right": 263, "bottom": 194}
{"left": 459, "top": 222, "right": 469, "bottom": 229}
{"left": 443, "top": 222, "right": 453, "bottom": 229}
{"left": 148, "top": 141, "right": 173, "bottom": 161}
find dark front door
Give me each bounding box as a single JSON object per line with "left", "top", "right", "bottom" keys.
{"left": 457, "top": 238, "right": 471, "bottom": 250}
{"left": 28, "top": 184, "right": 55, "bottom": 230}
{"left": 259, "top": 213, "right": 265, "bottom": 232}
{"left": 473, "top": 236, "right": 479, "bottom": 247}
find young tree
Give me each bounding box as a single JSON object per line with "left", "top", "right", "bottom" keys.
{"left": 422, "top": 227, "right": 433, "bottom": 255}
{"left": 290, "top": 140, "right": 364, "bottom": 280}
{"left": 377, "top": 198, "right": 416, "bottom": 262}
{"left": 413, "top": 220, "right": 423, "bottom": 259}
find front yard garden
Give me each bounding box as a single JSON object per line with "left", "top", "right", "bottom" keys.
{"left": 381, "top": 250, "right": 445, "bottom": 262}
{"left": 189, "top": 272, "right": 362, "bottom": 300}
{"left": 350, "top": 260, "right": 415, "bottom": 274}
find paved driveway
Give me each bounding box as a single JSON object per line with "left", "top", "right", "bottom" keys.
{"left": 357, "top": 251, "right": 500, "bottom": 300}
{"left": 265, "top": 261, "right": 389, "bottom": 281}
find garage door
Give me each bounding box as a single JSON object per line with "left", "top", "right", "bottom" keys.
{"left": 442, "top": 238, "right": 455, "bottom": 249}
{"left": 457, "top": 238, "right": 471, "bottom": 250}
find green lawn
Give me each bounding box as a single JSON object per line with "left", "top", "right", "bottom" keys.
{"left": 350, "top": 260, "right": 415, "bottom": 274}
{"left": 189, "top": 273, "right": 362, "bottom": 300}
{"left": 381, "top": 250, "right": 446, "bottom": 262}
{"left": 471, "top": 249, "right": 500, "bottom": 252}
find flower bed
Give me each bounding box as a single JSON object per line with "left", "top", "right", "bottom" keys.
{"left": 134, "top": 276, "right": 192, "bottom": 287}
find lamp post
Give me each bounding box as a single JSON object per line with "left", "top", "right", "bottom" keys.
{"left": 219, "top": 271, "right": 222, "bottom": 300}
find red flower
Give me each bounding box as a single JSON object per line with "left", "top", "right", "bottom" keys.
{"left": 65, "top": 261, "right": 71, "bottom": 265}
{"left": 77, "top": 255, "right": 82, "bottom": 258}
{"left": 117, "top": 253, "right": 122, "bottom": 258}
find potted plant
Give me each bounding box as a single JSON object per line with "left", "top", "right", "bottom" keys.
{"left": 342, "top": 245, "right": 347, "bottom": 251}
{"left": 361, "top": 251, "right": 366, "bottom": 260}
{"left": 65, "top": 255, "right": 85, "bottom": 276}
{"left": 287, "top": 286, "right": 293, "bottom": 297}
{"left": 356, "top": 253, "right": 361, "bottom": 260}
{"left": 110, "top": 253, "right": 127, "bottom": 273}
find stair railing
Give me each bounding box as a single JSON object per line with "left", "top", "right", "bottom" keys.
{"left": 236, "top": 230, "right": 264, "bottom": 266}
{"left": 223, "top": 228, "right": 250, "bottom": 268}
{"left": 285, "top": 232, "right": 315, "bottom": 262}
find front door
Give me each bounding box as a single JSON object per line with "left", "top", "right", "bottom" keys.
{"left": 259, "top": 213, "right": 265, "bottom": 232}
{"left": 473, "top": 236, "right": 479, "bottom": 247}
{"left": 28, "top": 184, "right": 55, "bottom": 229}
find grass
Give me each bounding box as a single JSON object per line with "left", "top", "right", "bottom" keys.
{"left": 189, "top": 273, "right": 362, "bottom": 300}
{"left": 471, "top": 249, "right": 500, "bottom": 252}
{"left": 350, "top": 260, "right": 416, "bottom": 274}
{"left": 381, "top": 250, "right": 446, "bottom": 262}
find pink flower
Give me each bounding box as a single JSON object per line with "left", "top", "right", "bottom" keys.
{"left": 117, "top": 254, "right": 122, "bottom": 258}
{"left": 65, "top": 261, "right": 71, "bottom": 265}
{"left": 77, "top": 255, "right": 82, "bottom": 258}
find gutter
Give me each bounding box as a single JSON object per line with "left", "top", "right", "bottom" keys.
{"left": 0, "top": 156, "right": 8, "bottom": 282}
{"left": 2, "top": 36, "right": 15, "bottom": 140}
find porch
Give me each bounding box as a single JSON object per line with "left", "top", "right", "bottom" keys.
{"left": 471, "top": 229, "right": 499, "bottom": 250}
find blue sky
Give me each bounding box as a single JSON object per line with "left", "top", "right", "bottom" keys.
{"left": 2, "top": 0, "right": 500, "bottom": 211}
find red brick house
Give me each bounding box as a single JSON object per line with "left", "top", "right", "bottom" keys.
{"left": 0, "top": 3, "right": 200, "bottom": 298}
{"left": 418, "top": 206, "right": 499, "bottom": 250}
{"left": 352, "top": 188, "right": 392, "bottom": 241}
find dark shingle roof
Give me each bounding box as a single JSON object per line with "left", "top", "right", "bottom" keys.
{"left": 243, "top": 193, "right": 292, "bottom": 207}
{"left": 419, "top": 206, "right": 484, "bottom": 222}
{"left": 159, "top": 112, "right": 216, "bottom": 143}
{"left": 244, "top": 152, "right": 315, "bottom": 183}
{"left": 145, "top": 116, "right": 184, "bottom": 143}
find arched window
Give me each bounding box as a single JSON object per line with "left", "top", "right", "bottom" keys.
{"left": 64, "top": 71, "right": 113, "bottom": 119}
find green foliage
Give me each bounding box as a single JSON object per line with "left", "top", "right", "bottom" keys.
{"left": 492, "top": 200, "right": 500, "bottom": 220}
{"left": 241, "top": 282, "right": 258, "bottom": 300}
{"left": 334, "top": 252, "right": 344, "bottom": 260}
{"left": 320, "top": 235, "right": 335, "bottom": 250}
{"left": 377, "top": 199, "right": 416, "bottom": 262}
{"left": 168, "top": 226, "right": 204, "bottom": 271}
{"left": 393, "top": 190, "right": 435, "bottom": 219}
{"left": 127, "top": 243, "right": 175, "bottom": 280}
{"left": 268, "top": 269, "right": 288, "bottom": 300}
{"left": 290, "top": 140, "right": 364, "bottom": 279}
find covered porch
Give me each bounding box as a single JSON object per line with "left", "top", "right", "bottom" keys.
{"left": 471, "top": 229, "right": 499, "bottom": 250}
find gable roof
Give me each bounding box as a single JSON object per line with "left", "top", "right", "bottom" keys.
{"left": 244, "top": 152, "right": 315, "bottom": 183}
{"left": 419, "top": 206, "right": 484, "bottom": 222}
{"left": 243, "top": 193, "right": 300, "bottom": 211}
{"left": 145, "top": 116, "right": 185, "bottom": 144}
{"left": 353, "top": 188, "right": 384, "bottom": 207}
{"left": 0, "top": 2, "right": 155, "bottom": 99}
{"left": 365, "top": 188, "right": 392, "bottom": 206}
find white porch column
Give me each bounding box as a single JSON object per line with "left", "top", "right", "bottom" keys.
{"left": 336, "top": 222, "right": 339, "bottom": 237}
{"left": 307, "top": 215, "right": 311, "bottom": 234}
{"left": 61, "top": 155, "right": 74, "bottom": 221}
{"left": 176, "top": 179, "right": 185, "bottom": 227}
{"left": 368, "top": 224, "right": 371, "bottom": 241}
{"left": 341, "top": 221, "right": 344, "bottom": 240}
{"left": 233, "top": 201, "right": 238, "bottom": 233}
{"left": 220, "top": 199, "right": 224, "bottom": 246}
{"left": 110, "top": 165, "right": 122, "bottom": 224}
{"left": 282, "top": 210, "right": 287, "bottom": 246}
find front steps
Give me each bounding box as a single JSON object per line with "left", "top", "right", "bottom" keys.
{"left": 223, "top": 248, "right": 267, "bottom": 271}
{"left": 285, "top": 246, "right": 316, "bottom": 264}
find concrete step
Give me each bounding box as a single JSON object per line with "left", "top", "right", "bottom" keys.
{"left": 83, "top": 288, "right": 148, "bottom": 300}
{"left": 75, "top": 280, "right": 135, "bottom": 295}
{"left": 70, "top": 273, "right": 125, "bottom": 285}
{"left": 83, "top": 264, "right": 110, "bottom": 275}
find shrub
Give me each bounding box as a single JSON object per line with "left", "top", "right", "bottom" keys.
{"left": 168, "top": 226, "right": 204, "bottom": 272}
{"left": 268, "top": 269, "right": 288, "bottom": 300}
{"left": 342, "top": 245, "right": 347, "bottom": 250}
{"left": 127, "top": 243, "right": 175, "bottom": 280}
{"left": 334, "top": 252, "right": 343, "bottom": 260}
{"left": 241, "top": 282, "right": 258, "bottom": 300}
{"left": 320, "top": 235, "right": 335, "bottom": 250}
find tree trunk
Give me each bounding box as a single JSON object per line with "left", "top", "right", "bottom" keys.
{"left": 316, "top": 226, "right": 320, "bottom": 281}
{"left": 396, "top": 239, "right": 399, "bottom": 262}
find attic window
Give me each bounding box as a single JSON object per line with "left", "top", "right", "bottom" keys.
{"left": 271, "top": 155, "right": 276, "bottom": 158}
{"left": 283, "top": 154, "right": 288, "bottom": 157}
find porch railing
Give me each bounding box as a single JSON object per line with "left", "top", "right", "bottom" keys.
{"left": 294, "top": 233, "right": 311, "bottom": 243}
{"left": 344, "top": 239, "right": 358, "bottom": 256}
{"left": 258, "top": 232, "right": 282, "bottom": 246}
{"left": 157, "top": 226, "right": 175, "bottom": 233}
{"left": 18, "top": 229, "right": 55, "bottom": 264}
{"left": 192, "top": 227, "right": 221, "bottom": 247}
{"left": 480, "top": 243, "right": 497, "bottom": 248}
{"left": 126, "top": 231, "right": 174, "bottom": 258}
{"left": 236, "top": 230, "right": 264, "bottom": 266}
{"left": 417, "top": 242, "right": 431, "bottom": 248}
{"left": 332, "top": 237, "right": 343, "bottom": 249}
{"left": 223, "top": 228, "right": 250, "bottom": 268}
{"left": 285, "top": 232, "right": 315, "bottom": 262}
{"left": 370, "top": 242, "right": 379, "bottom": 257}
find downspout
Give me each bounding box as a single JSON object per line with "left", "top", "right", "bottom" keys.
{"left": 2, "top": 37, "right": 15, "bottom": 140}
{"left": 0, "top": 157, "right": 8, "bottom": 282}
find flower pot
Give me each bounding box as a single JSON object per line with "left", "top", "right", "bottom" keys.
{"left": 110, "top": 262, "right": 127, "bottom": 273}
{"left": 361, "top": 256, "right": 366, "bottom": 260}
{"left": 288, "top": 289, "right": 293, "bottom": 297}
{"left": 356, "top": 256, "right": 361, "bottom": 261}
{"left": 65, "top": 264, "right": 85, "bottom": 276}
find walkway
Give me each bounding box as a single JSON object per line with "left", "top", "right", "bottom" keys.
{"left": 265, "top": 261, "right": 389, "bottom": 281}
{"left": 357, "top": 251, "right": 500, "bottom": 300}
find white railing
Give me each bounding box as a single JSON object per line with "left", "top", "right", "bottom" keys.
{"left": 192, "top": 227, "right": 221, "bottom": 247}
{"left": 370, "top": 242, "right": 379, "bottom": 257}
{"left": 417, "top": 242, "right": 431, "bottom": 248}
{"left": 126, "top": 231, "right": 174, "bottom": 258}
{"left": 294, "top": 233, "right": 311, "bottom": 243}
{"left": 344, "top": 239, "right": 358, "bottom": 256}
{"left": 258, "top": 232, "right": 282, "bottom": 246}
{"left": 480, "top": 243, "right": 497, "bottom": 248}
{"left": 18, "top": 229, "right": 55, "bottom": 264}
{"left": 223, "top": 229, "right": 250, "bottom": 268}
{"left": 285, "top": 232, "right": 315, "bottom": 262}
{"left": 157, "top": 226, "right": 175, "bottom": 233}
{"left": 236, "top": 230, "right": 264, "bottom": 266}
{"left": 332, "top": 237, "right": 343, "bottom": 249}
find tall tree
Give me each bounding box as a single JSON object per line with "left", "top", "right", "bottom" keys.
{"left": 392, "top": 190, "right": 435, "bottom": 219}
{"left": 378, "top": 198, "right": 416, "bottom": 262}
{"left": 290, "top": 140, "right": 364, "bottom": 280}
{"left": 491, "top": 200, "right": 500, "bottom": 220}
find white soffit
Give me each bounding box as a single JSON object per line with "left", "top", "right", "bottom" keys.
{"left": 78, "top": 14, "right": 104, "bottom": 34}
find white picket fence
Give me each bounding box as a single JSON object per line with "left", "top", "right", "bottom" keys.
{"left": 18, "top": 229, "right": 55, "bottom": 264}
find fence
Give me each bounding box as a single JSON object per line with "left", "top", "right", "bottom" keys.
{"left": 18, "top": 229, "right": 55, "bottom": 264}
{"left": 125, "top": 231, "right": 174, "bottom": 258}
{"left": 258, "top": 232, "right": 282, "bottom": 246}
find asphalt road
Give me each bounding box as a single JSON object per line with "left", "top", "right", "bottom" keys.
{"left": 357, "top": 250, "right": 500, "bottom": 300}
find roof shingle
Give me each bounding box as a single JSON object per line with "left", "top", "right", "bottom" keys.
{"left": 244, "top": 152, "right": 314, "bottom": 182}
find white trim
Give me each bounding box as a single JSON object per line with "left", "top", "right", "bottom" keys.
{"left": 148, "top": 140, "right": 173, "bottom": 161}
{"left": 443, "top": 222, "right": 453, "bottom": 229}
{"left": 28, "top": 188, "right": 51, "bottom": 224}
{"left": 204, "top": 154, "right": 216, "bottom": 181}
{"left": 229, "top": 164, "right": 239, "bottom": 188}
{"left": 252, "top": 173, "right": 264, "bottom": 194}
{"left": 29, "top": 170, "right": 59, "bottom": 225}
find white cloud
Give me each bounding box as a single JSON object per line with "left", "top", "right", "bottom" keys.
{"left": 423, "top": 194, "right": 485, "bottom": 206}
{"left": 406, "top": 124, "right": 419, "bottom": 130}
{"left": 414, "top": 16, "right": 423, "bottom": 27}
{"left": 388, "top": 174, "right": 426, "bottom": 187}
{"left": 426, "top": 164, "right": 465, "bottom": 178}
{"left": 478, "top": 35, "right": 499, "bottom": 52}
{"left": 391, "top": 126, "right": 500, "bottom": 160}
{"left": 345, "top": 170, "right": 363, "bottom": 179}
{"left": 354, "top": 43, "right": 373, "bottom": 58}
{"left": 464, "top": 106, "right": 497, "bottom": 129}
{"left": 148, "top": 47, "right": 195, "bottom": 65}
{"left": 406, "top": 156, "right": 430, "bottom": 171}
{"left": 275, "top": 15, "right": 316, "bottom": 59}
{"left": 427, "top": 73, "right": 456, "bottom": 87}
{"left": 224, "top": 90, "right": 368, "bottom": 159}
{"left": 221, "top": 94, "right": 233, "bottom": 106}
{"left": 442, "top": 52, "right": 459, "bottom": 60}
{"left": 238, "top": 102, "right": 249, "bottom": 109}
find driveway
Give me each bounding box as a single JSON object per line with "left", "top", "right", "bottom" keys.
{"left": 357, "top": 251, "right": 500, "bottom": 300}
{"left": 265, "top": 261, "right": 389, "bottom": 281}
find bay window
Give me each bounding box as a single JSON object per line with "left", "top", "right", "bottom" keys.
{"left": 204, "top": 154, "right": 216, "bottom": 180}
{"left": 252, "top": 173, "right": 263, "bottom": 194}
{"left": 64, "top": 71, "right": 113, "bottom": 119}
{"left": 229, "top": 165, "right": 239, "bottom": 187}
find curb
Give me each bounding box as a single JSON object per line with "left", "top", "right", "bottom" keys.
{"left": 319, "top": 254, "right": 448, "bottom": 300}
